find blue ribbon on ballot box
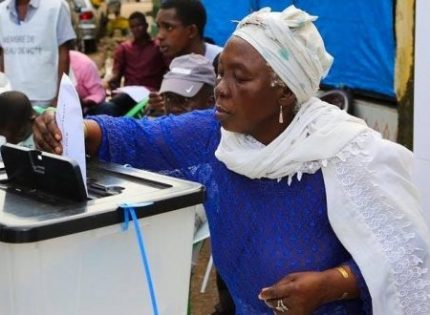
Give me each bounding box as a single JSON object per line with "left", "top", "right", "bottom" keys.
{"left": 121, "top": 202, "right": 159, "bottom": 315}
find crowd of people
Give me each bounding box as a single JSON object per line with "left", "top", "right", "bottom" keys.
{"left": 2, "top": 0, "right": 430, "bottom": 314}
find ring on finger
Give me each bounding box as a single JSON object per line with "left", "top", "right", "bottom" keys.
{"left": 275, "top": 299, "right": 289, "bottom": 312}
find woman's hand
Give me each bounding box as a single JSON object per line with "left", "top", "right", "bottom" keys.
{"left": 258, "top": 266, "right": 360, "bottom": 315}
{"left": 33, "top": 110, "right": 63, "bottom": 154}
{"left": 259, "top": 271, "right": 328, "bottom": 315}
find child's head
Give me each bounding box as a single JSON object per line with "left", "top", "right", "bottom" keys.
{"left": 0, "top": 91, "right": 34, "bottom": 144}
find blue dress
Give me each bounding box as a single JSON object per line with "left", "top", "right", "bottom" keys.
{"left": 91, "top": 110, "right": 372, "bottom": 314}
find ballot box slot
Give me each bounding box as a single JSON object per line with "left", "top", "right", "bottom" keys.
{"left": 0, "top": 144, "right": 87, "bottom": 202}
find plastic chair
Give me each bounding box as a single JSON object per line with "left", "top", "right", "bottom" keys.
{"left": 33, "top": 105, "right": 46, "bottom": 115}
{"left": 192, "top": 221, "right": 213, "bottom": 293}
{"left": 33, "top": 105, "right": 52, "bottom": 115}
{"left": 320, "top": 89, "right": 353, "bottom": 113}
{"left": 124, "top": 97, "right": 148, "bottom": 118}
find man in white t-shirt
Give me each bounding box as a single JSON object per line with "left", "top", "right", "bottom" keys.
{"left": 147, "top": 0, "right": 222, "bottom": 116}
{"left": 0, "top": 0, "right": 75, "bottom": 107}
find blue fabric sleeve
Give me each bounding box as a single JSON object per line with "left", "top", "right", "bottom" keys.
{"left": 89, "top": 110, "right": 219, "bottom": 172}
{"left": 344, "top": 259, "right": 372, "bottom": 314}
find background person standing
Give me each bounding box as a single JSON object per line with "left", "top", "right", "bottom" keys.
{"left": 0, "top": 0, "right": 75, "bottom": 107}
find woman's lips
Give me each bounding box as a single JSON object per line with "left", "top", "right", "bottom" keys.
{"left": 215, "top": 104, "right": 231, "bottom": 113}
{"left": 215, "top": 105, "right": 232, "bottom": 120}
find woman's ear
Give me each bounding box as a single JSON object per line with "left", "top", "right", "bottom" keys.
{"left": 278, "top": 86, "right": 296, "bottom": 108}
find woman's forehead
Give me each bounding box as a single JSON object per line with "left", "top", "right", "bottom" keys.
{"left": 220, "top": 37, "right": 266, "bottom": 68}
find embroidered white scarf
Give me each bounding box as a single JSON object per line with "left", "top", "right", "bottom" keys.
{"left": 215, "top": 97, "right": 368, "bottom": 181}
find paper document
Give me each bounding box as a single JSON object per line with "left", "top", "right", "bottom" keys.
{"left": 56, "top": 73, "right": 87, "bottom": 193}
{"left": 114, "top": 85, "right": 150, "bottom": 103}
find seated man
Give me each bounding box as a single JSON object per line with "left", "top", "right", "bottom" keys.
{"left": 159, "top": 53, "right": 215, "bottom": 115}
{"left": 96, "top": 11, "right": 168, "bottom": 116}
{"left": 148, "top": 0, "right": 223, "bottom": 116}
{"left": 69, "top": 50, "right": 106, "bottom": 114}
{"left": 0, "top": 91, "right": 35, "bottom": 148}
{"left": 158, "top": 53, "right": 214, "bottom": 251}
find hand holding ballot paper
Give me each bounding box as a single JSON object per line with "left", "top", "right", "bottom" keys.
{"left": 55, "top": 74, "right": 87, "bottom": 193}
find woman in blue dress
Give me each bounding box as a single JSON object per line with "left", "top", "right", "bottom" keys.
{"left": 34, "top": 5, "right": 430, "bottom": 315}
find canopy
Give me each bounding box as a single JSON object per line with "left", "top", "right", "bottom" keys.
{"left": 202, "top": 0, "right": 395, "bottom": 98}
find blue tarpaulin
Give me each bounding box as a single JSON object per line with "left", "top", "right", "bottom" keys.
{"left": 202, "top": 0, "right": 395, "bottom": 98}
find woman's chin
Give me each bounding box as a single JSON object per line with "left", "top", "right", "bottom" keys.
{"left": 215, "top": 109, "right": 230, "bottom": 122}
{"left": 219, "top": 123, "right": 241, "bottom": 135}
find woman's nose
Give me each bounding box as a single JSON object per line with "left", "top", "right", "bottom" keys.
{"left": 215, "top": 78, "right": 228, "bottom": 100}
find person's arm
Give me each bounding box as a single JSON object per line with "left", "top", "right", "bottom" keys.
{"left": 58, "top": 43, "right": 70, "bottom": 82}
{"left": 84, "top": 119, "right": 102, "bottom": 156}
{"left": 108, "top": 45, "right": 124, "bottom": 90}
{"left": 258, "top": 264, "right": 362, "bottom": 314}
{"left": 90, "top": 110, "right": 218, "bottom": 172}
{"left": 32, "top": 110, "right": 102, "bottom": 155}
{"left": 34, "top": 110, "right": 218, "bottom": 175}
{"left": 53, "top": 42, "right": 71, "bottom": 106}
{"left": 343, "top": 259, "right": 371, "bottom": 313}
{"left": 54, "top": 0, "right": 76, "bottom": 106}
{"left": 50, "top": 42, "right": 71, "bottom": 106}
{"left": 0, "top": 47, "right": 4, "bottom": 72}
{"left": 80, "top": 59, "right": 106, "bottom": 106}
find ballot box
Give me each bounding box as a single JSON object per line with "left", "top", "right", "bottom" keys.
{"left": 0, "top": 144, "right": 204, "bottom": 315}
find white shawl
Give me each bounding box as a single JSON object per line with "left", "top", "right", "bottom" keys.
{"left": 215, "top": 97, "right": 367, "bottom": 182}
{"left": 215, "top": 97, "right": 430, "bottom": 314}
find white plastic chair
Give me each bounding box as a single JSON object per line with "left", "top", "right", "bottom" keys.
{"left": 192, "top": 220, "right": 213, "bottom": 293}
{"left": 320, "top": 89, "right": 352, "bottom": 113}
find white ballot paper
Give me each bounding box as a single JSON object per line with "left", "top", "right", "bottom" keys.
{"left": 114, "top": 85, "right": 150, "bottom": 102}
{"left": 56, "top": 73, "right": 87, "bottom": 193}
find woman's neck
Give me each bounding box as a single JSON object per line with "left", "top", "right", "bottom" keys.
{"left": 253, "top": 113, "right": 294, "bottom": 145}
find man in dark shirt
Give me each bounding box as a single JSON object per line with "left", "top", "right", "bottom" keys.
{"left": 108, "top": 11, "right": 167, "bottom": 91}
{"left": 94, "top": 11, "right": 168, "bottom": 116}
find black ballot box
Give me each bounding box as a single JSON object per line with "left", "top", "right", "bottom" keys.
{"left": 0, "top": 144, "right": 204, "bottom": 315}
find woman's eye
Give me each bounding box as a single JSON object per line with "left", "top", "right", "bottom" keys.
{"left": 234, "top": 74, "right": 246, "bottom": 83}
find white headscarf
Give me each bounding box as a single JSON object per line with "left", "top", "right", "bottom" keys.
{"left": 233, "top": 6, "right": 333, "bottom": 104}
{"left": 215, "top": 6, "right": 368, "bottom": 181}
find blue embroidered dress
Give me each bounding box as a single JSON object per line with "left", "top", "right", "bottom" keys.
{"left": 91, "top": 110, "right": 371, "bottom": 314}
